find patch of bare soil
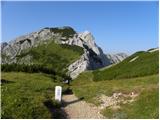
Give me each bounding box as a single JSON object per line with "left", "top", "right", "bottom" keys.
{"left": 62, "top": 94, "right": 105, "bottom": 119}
{"left": 97, "top": 92, "right": 139, "bottom": 110}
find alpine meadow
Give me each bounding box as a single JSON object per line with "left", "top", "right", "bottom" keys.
{"left": 1, "top": 1, "right": 159, "bottom": 119}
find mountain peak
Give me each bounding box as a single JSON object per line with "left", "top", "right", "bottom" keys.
{"left": 1, "top": 26, "right": 110, "bottom": 79}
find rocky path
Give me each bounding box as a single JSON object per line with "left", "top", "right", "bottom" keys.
{"left": 62, "top": 94, "right": 105, "bottom": 119}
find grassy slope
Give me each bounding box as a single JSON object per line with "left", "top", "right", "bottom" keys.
{"left": 102, "top": 88, "right": 159, "bottom": 118}
{"left": 72, "top": 74, "right": 158, "bottom": 118}
{"left": 1, "top": 72, "right": 64, "bottom": 119}
{"left": 71, "top": 50, "right": 159, "bottom": 118}
{"left": 17, "top": 41, "right": 84, "bottom": 74}
{"left": 93, "top": 51, "right": 158, "bottom": 81}
{"left": 1, "top": 39, "right": 84, "bottom": 118}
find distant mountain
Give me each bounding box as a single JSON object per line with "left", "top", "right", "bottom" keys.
{"left": 1, "top": 26, "right": 112, "bottom": 78}
{"left": 106, "top": 53, "right": 128, "bottom": 64}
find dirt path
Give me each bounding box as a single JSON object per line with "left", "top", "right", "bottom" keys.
{"left": 62, "top": 94, "right": 105, "bottom": 119}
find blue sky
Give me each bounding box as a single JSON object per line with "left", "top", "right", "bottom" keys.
{"left": 2, "top": 1, "right": 158, "bottom": 54}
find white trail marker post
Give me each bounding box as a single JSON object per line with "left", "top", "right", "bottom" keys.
{"left": 55, "top": 86, "right": 62, "bottom": 102}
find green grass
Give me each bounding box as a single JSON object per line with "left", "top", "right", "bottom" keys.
{"left": 93, "top": 50, "right": 158, "bottom": 81}
{"left": 102, "top": 88, "right": 158, "bottom": 119}
{"left": 50, "top": 27, "right": 76, "bottom": 39}
{"left": 2, "top": 40, "right": 84, "bottom": 81}
{"left": 17, "top": 40, "right": 83, "bottom": 74}
{"left": 1, "top": 72, "right": 64, "bottom": 119}
{"left": 71, "top": 74, "right": 158, "bottom": 118}
{"left": 2, "top": 45, "right": 158, "bottom": 119}
{"left": 70, "top": 49, "right": 159, "bottom": 118}
{"left": 1, "top": 39, "right": 84, "bottom": 118}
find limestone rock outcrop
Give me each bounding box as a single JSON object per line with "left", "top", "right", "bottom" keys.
{"left": 106, "top": 53, "right": 128, "bottom": 64}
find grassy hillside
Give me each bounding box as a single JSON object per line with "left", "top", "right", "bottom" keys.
{"left": 1, "top": 72, "right": 67, "bottom": 119}
{"left": 17, "top": 40, "right": 83, "bottom": 73}
{"left": 2, "top": 40, "right": 84, "bottom": 80}
{"left": 93, "top": 50, "right": 158, "bottom": 81}
{"left": 2, "top": 43, "right": 158, "bottom": 119}
{"left": 102, "top": 88, "right": 158, "bottom": 118}
{"left": 72, "top": 74, "right": 158, "bottom": 118}
{"left": 1, "top": 40, "right": 84, "bottom": 118}
{"left": 71, "top": 49, "right": 159, "bottom": 118}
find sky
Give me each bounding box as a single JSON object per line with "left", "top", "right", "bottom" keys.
{"left": 1, "top": 1, "right": 159, "bottom": 54}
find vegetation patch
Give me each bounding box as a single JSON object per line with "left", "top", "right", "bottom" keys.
{"left": 93, "top": 51, "right": 158, "bottom": 81}
{"left": 72, "top": 74, "right": 158, "bottom": 118}
{"left": 50, "top": 27, "right": 76, "bottom": 39}
{"left": 102, "top": 88, "right": 159, "bottom": 119}
{"left": 1, "top": 72, "right": 65, "bottom": 119}
{"left": 2, "top": 41, "right": 84, "bottom": 81}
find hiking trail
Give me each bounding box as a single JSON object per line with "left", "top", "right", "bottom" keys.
{"left": 62, "top": 94, "right": 105, "bottom": 119}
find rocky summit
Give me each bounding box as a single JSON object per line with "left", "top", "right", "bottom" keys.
{"left": 1, "top": 26, "right": 125, "bottom": 79}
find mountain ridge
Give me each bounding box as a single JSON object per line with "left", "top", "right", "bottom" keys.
{"left": 1, "top": 26, "right": 111, "bottom": 78}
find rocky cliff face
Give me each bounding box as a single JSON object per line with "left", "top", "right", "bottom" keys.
{"left": 106, "top": 53, "right": 128, "bottom": 64}
{"left": 1, "top": 27, "right": 111, "bottom": 79}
